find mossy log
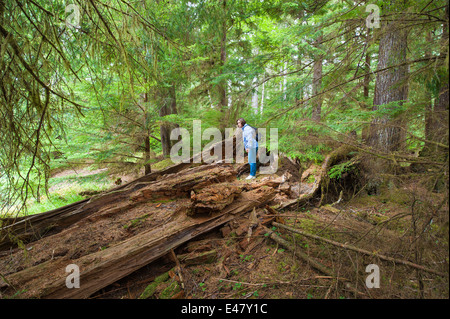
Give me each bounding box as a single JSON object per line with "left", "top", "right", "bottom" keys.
{"left": 139, "top": 271, "right": 171, "bottom": 299}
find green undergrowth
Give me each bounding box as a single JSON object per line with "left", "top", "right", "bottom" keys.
{"left": 6, "top": 153, "right": 174, "bottom": 217}
{"left": 17, "top": 167, "right": 114, "bottom": 216}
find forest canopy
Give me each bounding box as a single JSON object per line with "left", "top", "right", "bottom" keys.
{"left": 0, "top": 0, "right": 448, "bottom": 217}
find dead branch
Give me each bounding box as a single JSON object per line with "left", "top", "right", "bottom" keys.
{"left": 262, "top": 224, "right": 367, "bottom": 297}
{"left": 272, "top": 222, "right": 448, "bottom": 278}
{"left": 262, "top": 225, "right": 336, "bottom": 278}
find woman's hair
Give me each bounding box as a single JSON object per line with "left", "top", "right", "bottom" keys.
{"left": 237, "top": 118, "right": 246, "bottom": 125}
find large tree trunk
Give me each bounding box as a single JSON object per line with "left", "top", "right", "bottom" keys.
{"left": 144, "top": 134, "right": 151, "bottom": 175}
{"left": 0, "top": 136, "right": 240, "bottom": 251}
{"left": 361, "top": 31, "right": 372, "bottom": 142}
{"left": 0, "top": 159, "right": 197, "bottom": 251}
{"left": 260, "top": 72, "right": 265, "bottom": 114}
{"left": 424, "top": 81, "right": 449, "bottom": 160}
{"left": 159, "top": 85, "right": 178, "bottom": 158}
{"left": 218, "top": 0, "right": 227, "bottom": 111}
{"left": 423, "top": 31, "right": 434, "bottom": 152}
{"left": 311, "top": 35, "right": 323, "bottom": 122}
{"left": 142, "top": 92, "right": 152, "bottom": 175}
{"left": 369, "top": 3, "right": 408, "bottom": 152}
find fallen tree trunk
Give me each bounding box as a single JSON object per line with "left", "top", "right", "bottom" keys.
{"left": 0, "top": 164, "right": 237, "bottom": 265}
{"left": 0, "top": 161, "right": 197, "bottom": 251}
{"left": 2, "top": 133, "right": 332, "bottom": 299}
{"left": 0, "top": 136, "right": 240, "bottom": 251}
{"left": 1, "top": 164, "right": 276, "bottom": 298}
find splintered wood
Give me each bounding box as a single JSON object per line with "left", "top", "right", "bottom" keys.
{"left": 0, "top": 132, "right": 311, "bottom": 299}
{"left": 0, "top": 163, "right": 278, "bottom": 299}
{"left": 189, "top": 184, "right": 242, "bottom": 215}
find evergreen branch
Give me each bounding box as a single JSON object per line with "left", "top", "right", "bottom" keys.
{"left": 263, "top": 55, "right": 447, "bottom": 125}
{"left": 0, "top": 24, "right": 86, "bottom": 114}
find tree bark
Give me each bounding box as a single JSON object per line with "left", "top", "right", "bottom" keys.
{"left": 143, "top": 92, "right": 151, "bottom": 175}
{"left": 296, "top": 45, "right": 304, "bottom": 105}
{"left": 369, "top": 2, "right": 408, "bottom": 152}
{"left": 215, "top": 0, "right": 227, "bottom": 114}
{"left": 362, "top": 31, "right": 372, "bottom": 142}
{"left": 311, "top": 35, "right": 323, "bottom": 122}
{"left": 144, "top": 134, "right": 151, "bottom": 175}
{"left": 159, "top": 84, "right": 178, "bottom": 158}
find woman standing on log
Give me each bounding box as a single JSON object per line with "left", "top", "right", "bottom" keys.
{"left": 236, "top": 118, "right": 258, "bottom": 180}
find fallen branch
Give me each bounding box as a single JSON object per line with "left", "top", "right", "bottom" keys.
{"left": 272, "top": 222, "right": 448, "bottom": 278}
{"left": 262, "top": 226, "right": 336, "bottom": 278}
{"left": 263, "top": 225, "right": 367, "bottom": 297}
{"left": 213, "top": 276, "right": 339, "bottom": 287}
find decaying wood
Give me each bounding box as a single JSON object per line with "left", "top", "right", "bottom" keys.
{"left": 170, "top": 249, "right": 185, "bottom": 290}
{"left": 2, "top": 134, "right": 341, "bottom": 299}
{"left": 0, "top": 164, "right": 276, "bottom": 299}
{"left": 0, "top": 161, "right": 198, "bottom": 251}
{"left": 129, "top": 164, "right": 237, "bottom": 202}
{"left": 272, "top": 222, "right": 448, "bottom": 278}
{"left": 189, "top": 184, "right": 242, "bottom": 215}
{"left": 0, "top": 136, "right": 241, "bottom": 251}
{"left": 177, "top": 250, "right": 217, "bottom": 266}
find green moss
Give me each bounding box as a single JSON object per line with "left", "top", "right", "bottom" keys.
{"left": 123, "top": 214, "right": 149, "bottom": 230}
{"left": 296, "top": 218, "right": 320, "bottom": 234}
{"left": 152, "top": 158, "right": 175, "bottom": 171}
{"left": 152, "top": 198, "right": 176, "bottom": 204}
{"left": 159, "top": 280, "right": 181, "bottom": 299}
{"left": 138, "top": 271, "right": 170, "bottom": 299}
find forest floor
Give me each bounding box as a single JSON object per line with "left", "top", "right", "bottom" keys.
{"left": 0, "top": 154, "right": 448, "bottom": 300}
{"left": 88, "top": 185, "right": 448, "bottom": 300}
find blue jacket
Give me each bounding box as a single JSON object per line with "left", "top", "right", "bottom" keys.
{"left": 242, "top": 124, "right": 258, "bottom": 150}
